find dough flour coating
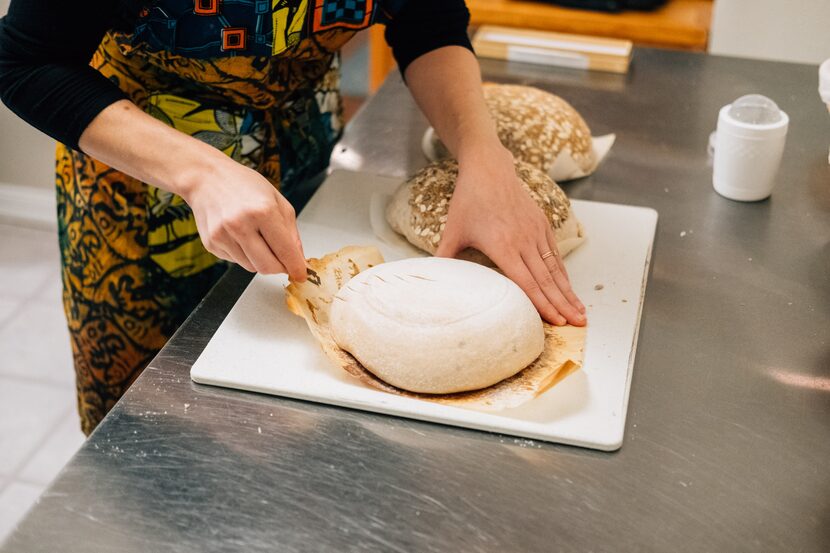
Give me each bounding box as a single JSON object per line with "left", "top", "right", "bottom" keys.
{"left": 329, "top": 257, "right": 545, "bottom": 394}
{"left": 386, "top": 158, "right": 585, "bottom": 263}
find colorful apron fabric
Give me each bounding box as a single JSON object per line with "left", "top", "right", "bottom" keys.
{"left": 58, "top": 0, "right": 401, "bottom": 434}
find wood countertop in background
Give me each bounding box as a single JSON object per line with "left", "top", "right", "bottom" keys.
{"left": 369, "top": 0, "right": 713, "bottom": 90}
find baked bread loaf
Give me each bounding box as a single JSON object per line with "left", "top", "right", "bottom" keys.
{"left": 386, "top": 158, "right": 585, "bottom": 263}
{"left": 329, "top": 257, "right": 545, "bottom": 394}
{"left": 424, "top": 83, "right": 596, "bottom": 175}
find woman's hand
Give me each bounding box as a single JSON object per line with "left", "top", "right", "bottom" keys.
{"left": 180, "top": 157, "right": 307, "bottom": 280}
{"left": 435, "top": 146, "right": 586, "bottom": 326}
{"left": 401, "top": 47, "right": 584, "bottom": 325}
{"left": 75, "top": 100, "right": 306, "bottom": 280}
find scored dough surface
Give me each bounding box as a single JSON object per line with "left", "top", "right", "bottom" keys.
{"left": 329, "top": 257, "right": 545, "bottom": 394}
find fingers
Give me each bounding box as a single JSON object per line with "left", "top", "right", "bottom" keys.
{"left": 543, "top": 227, "right": 585, "bottom": 314}
{"left": 201, "top": 223, "right": 257, "bottom": 273}
{"left": 544, "top": 226, "right": 570, "bottom": 279}
{"left": 219, "top": 207, "right": 288, "bottom": 275}
{"left": 260, "top": 200, "right": 307, "bottom": 281}
{"left": 522, "top": 249, "right": 585, "bottom": 326}
{"left": 295, "top": 233, "right": 306, "bottom": 262}
{"left": 188, "top": 164, "right": 309, "bottom": 278}
{"left": 211, "top": 227, "right": 297, "bottom": 278}
{"left": 238, "top": 231, "right": 289, "bottom": 275}
{"left": 216, "top": 192, "right": 306, "bottom": 280}
{"left": 217, "top": 242, "right": 256, "bottom": 273}
{"left": 435, "top": 221, "right": 464, "bottom": 258}
{"left": 498, "top": 254, "right": 567, "bottom": 326}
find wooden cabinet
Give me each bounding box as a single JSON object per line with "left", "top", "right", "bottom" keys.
{"left": 369, "top": 0, "right": 713, "bottom": 91}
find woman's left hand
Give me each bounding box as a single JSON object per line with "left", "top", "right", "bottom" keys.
{"left": 435, "top": 145, "right": 587, "bottom": 327}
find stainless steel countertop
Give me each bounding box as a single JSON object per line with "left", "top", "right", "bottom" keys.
{"left": 4, "top": 48, "right": 829, "bottom": 552}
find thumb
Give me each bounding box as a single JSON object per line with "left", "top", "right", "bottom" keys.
{"left": 296, "top": 236, "right": 306, "bottom": 263}
{"left": 435, "top": 224, "right": 464, "bottom": 258}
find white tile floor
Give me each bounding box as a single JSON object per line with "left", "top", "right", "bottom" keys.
{"left": 0, "top": 223, "right": 85, "bottom": 544}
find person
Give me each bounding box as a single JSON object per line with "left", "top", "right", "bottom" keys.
{"left": 0, "top": 0, "right": 586, "bottom": 435}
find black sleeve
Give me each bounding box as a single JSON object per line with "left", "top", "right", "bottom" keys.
{"left": 0, "top": 0, "right": 128, "bottom": 150}
{"left": 383, "top": 0, "right": 473, "bottom": 78}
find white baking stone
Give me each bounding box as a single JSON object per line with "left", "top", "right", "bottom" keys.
{"left": 191, "top": 170, "right": 657, "bottom": 451}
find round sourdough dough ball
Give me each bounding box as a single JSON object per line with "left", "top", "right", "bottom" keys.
{"left": 424, "top": 84, "right": 596, "bottom": 174}
{"left": 329, "top": 257, "right": 545, "bottom": 394}
{"left": 386, "top": 158, "right": 585, "bottom": 264}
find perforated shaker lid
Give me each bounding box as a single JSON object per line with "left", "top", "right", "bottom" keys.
{"left": 727, "top": 94, "right": 784, "bottom": 125}
{"left": 820, "top": 58, "right": 830, "bottom": 104}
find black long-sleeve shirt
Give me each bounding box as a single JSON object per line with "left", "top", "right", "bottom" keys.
{"left": 0, "top": 0, "right": 471, "bottom": 150}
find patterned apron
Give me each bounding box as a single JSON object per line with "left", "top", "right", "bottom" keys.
{"left": 57, "top": 0, "right": 401, "bottom": 434}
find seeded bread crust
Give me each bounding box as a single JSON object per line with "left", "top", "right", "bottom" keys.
{"left": 425, "top": 84, "right": 596, "bottom": 174}
{"left": 483, "top": 83, "right": 595, "bottom": 173}
{"left": 386, "top": 158, "right": 585, "bottom": 264}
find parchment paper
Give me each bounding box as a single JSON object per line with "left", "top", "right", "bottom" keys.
{"left": 548, "top": 133, "right": 616, "bottom": 182}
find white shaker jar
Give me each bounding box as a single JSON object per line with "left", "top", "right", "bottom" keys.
{"left": 712, "top": 94, "right": 789, "bottom": 202}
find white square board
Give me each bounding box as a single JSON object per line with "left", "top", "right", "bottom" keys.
{"left": 191, "top": 170, "right": 657, "bottom": 451}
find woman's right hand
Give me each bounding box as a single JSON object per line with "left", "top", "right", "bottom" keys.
{"left": 180, "top": 157, "right": 308, "bottom": 281}
{"left": 74, "top": 99, "right": 306, "bottom": 280}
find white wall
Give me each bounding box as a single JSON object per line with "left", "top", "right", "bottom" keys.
{"left": 0, "top": 111, "right": 56, "bottom": 190}
{"left": 0, "top": 0, "right": 56, "bottom": 190}
{"left": 710, "top": 0, "right": 830, "bottom": 65}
